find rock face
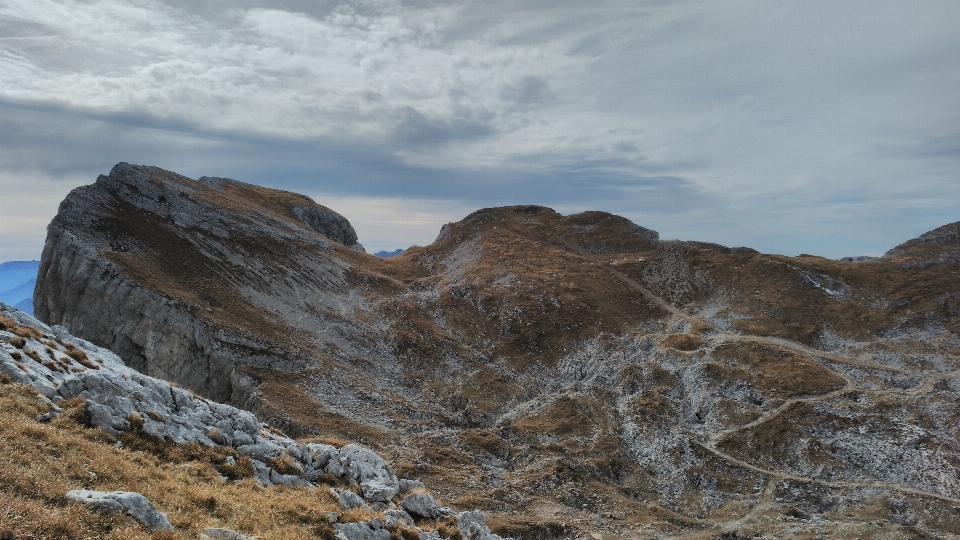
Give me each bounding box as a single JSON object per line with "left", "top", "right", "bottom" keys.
{"left": 35, "top": 163, "right": 365, "bottom": 402}
{"left": 32, "top": 164, "right": 960, "bottom": 538}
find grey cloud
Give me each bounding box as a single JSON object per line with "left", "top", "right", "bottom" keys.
{"left": 1, "top": 0, "right": 959, "bottom": 261}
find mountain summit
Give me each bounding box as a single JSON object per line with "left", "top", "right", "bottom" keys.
{"left": 33, "top": 164, "right": 960, "bottom": 537}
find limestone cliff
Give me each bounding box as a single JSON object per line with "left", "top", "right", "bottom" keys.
{"left": 35, "top": 163, "right": 369, "bottom": 401}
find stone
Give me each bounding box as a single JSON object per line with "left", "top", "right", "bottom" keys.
{"left": 334, "top": 522, "right": 391, "bottom": 540}
{"left": 339, "top": 444, "right": 399, "bottom": 502}
{"left": 333, "top": 488, "right": 368, "bottom": 510}
{"left": 401, "top": 493, "right": 451, "bottom": 520}
{"left": 33, "top": 163, "right": 371, "bottom": 404}
{"left": 398, "top": 478, "right": 425, "bottom": 495}
{"left": 66, "top": 490, "right": 173, "bottom": 531}
{"left": 204, "top": 528, "right": 257, "bottom": 540}
{"left": 384, "top": 509, "right": 415, "bottom": 528}
{"left": 457, "top": 510, "right": 507, "bottom": 540}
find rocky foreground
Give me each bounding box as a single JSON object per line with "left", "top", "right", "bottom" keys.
{"left": 25, "top": 163, "right": 960, "bottom": 538}
{"left": 0, "top": 302, "right": 509, "bottom": 540}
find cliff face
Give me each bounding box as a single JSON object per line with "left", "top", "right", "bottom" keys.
{"left": 35, "top": 163, "right": 369, "bottom": 401}
{"left": 34, "top": 164, "right": 960, "bottom": 538}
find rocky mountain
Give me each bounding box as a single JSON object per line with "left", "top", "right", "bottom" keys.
{"left": 32, "top": 163, "right": 960, "bottom": 538}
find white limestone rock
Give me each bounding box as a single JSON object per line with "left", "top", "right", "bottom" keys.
{"left": 66, "top": 489, "right": 173, "bottom": 531}
{"left": 384, "top": 508, "right": 415, "bottom": 528}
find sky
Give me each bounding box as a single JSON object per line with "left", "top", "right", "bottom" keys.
{"left": 1, "top": 0, "right": 958, "bottom": 261}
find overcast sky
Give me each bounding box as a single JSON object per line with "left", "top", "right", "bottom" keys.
{"left": 1, "top": 0, "right": 958, "bottom": 260}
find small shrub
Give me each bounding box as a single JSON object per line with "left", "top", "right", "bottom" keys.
{"left": 0, "top": 314, "right": 16, "bottom": 331}
{"left": 147, "top": 411, "right": 164, "bottom": 422}
{"left": 9, "top": 351, "right": 21, "bottom": 360}
{"left": 7, "top": 337, "right": 25, "bottom": 349}
{"left": 266, "top": 454, "right": 303, "bottom": 476}
{"left": 66, "top": 348, "right": 100, "bottom": 369}
{"left": 127, "top": 413, "right": 145, "bottom": 430}
{"left": 220, "top": 455, "right": 255, "bottom": 480}
{"left": 390, "top": 526, "right": 422, "bottom": 540}
{"left": 24, "top": 349, "right": 42, "bottom": 363}
{"left": 12, "top": 325, "right": 43, "bottom": 340}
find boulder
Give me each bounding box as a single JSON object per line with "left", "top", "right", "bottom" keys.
{"left": 457, "top": 510, "right": 507, "bottom": 540}
{"left": 401, "top": 492, "right": 451, "bottom": 520}
{"left": 339, "top": 444, "right": 399, "bottom": 502}
{"left": 384, "top": 508, "right": 415, "bottom": 528}
{"left": 398, "top": 478, "right": 425, "bottom": 495}
{"left": 333, "top": 488, "right": 368, "bottom": 510}
{"left": 66, "top": 490, "right": 173, "bottom": 531}
{"left": 334, "top": 521, "right": 391, "bottom": 540}
{"left": 203, "top": 528, "right": 257, "bottom": 540}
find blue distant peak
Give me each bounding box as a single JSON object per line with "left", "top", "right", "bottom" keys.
{"left": 0, "top": 260, "right": 40, "bottom": 310}
{"left": 374, "top": 249, "right": 405, "bottom": 258}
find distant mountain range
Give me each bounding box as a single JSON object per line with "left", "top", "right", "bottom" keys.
{"left": 374, "top": 248, "right": 405, "bottom": 258}
{"left": 0, "top": 260, "right": 38, "bottom": 314}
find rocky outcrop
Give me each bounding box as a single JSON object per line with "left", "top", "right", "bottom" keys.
{"left": 34, "top": 163, "right": 370, "bottom": 402}
{"left": 0, "top": 303, "right": 511, "bottom": 540}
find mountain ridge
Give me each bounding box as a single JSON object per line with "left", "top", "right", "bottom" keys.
{"left": 31, "top": 163, "right": 960, "bottom": 538}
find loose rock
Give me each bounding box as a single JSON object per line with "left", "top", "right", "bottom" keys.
{"left": 66, "top": 489, "right": 173, "bottom": 531}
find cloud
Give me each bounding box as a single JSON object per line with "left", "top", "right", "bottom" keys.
{"left": 0, "top": 0, "right": 959, "bottom": 261}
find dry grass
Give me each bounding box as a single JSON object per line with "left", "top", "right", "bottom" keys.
{"left": 712, "top": 341, "right": 846, "bottom": 398}
{"left": 0, "top": 381, "right": 379, "bottom": 539}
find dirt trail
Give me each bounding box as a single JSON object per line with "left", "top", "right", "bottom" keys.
{"left": 596, "top": 252, "right": 960, "bottom": 530}
{"left": 534, "top": 243, "right": 960, "bottom": 537}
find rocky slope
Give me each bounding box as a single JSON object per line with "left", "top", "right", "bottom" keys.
{"left": 33, "top": 164, "right": 960, "bottom": 538}
{"left": 0, "top": 302, "right": 509, "bottom": 540}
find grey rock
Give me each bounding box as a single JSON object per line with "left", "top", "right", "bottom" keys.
{"left": 204, "top": 527, "right": 257, "bottom": 540}
{"left": 0, "top": 303, "right": 385, "bottom": 493}
{"left": 340, "top": 444, "right": 400, "bottom": 502}
{"left": 334, "top": 522, "right": 392, "bottom": 540}
{"left": 401, "top": 492, "right": 451, "bottom": 520}
{"left": 418, "top": 532, "right": 443, "bottom": 540}
{"left": 333, "top": 487, "right": 368, "bottom": 510}
{"left": 398, "top": 478, "right": 425, "bottom": 495}
{"left": 457, "top": 510, "right": 507, "bottom": 540}
{"left": 289, "top": 204, "right": 363, "bottom": 250}
{"left": 384, "top": 508, "right": 415, "bottom": 528}
{"left": 66, "top": 489, "right": 173, "bottom": 531}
